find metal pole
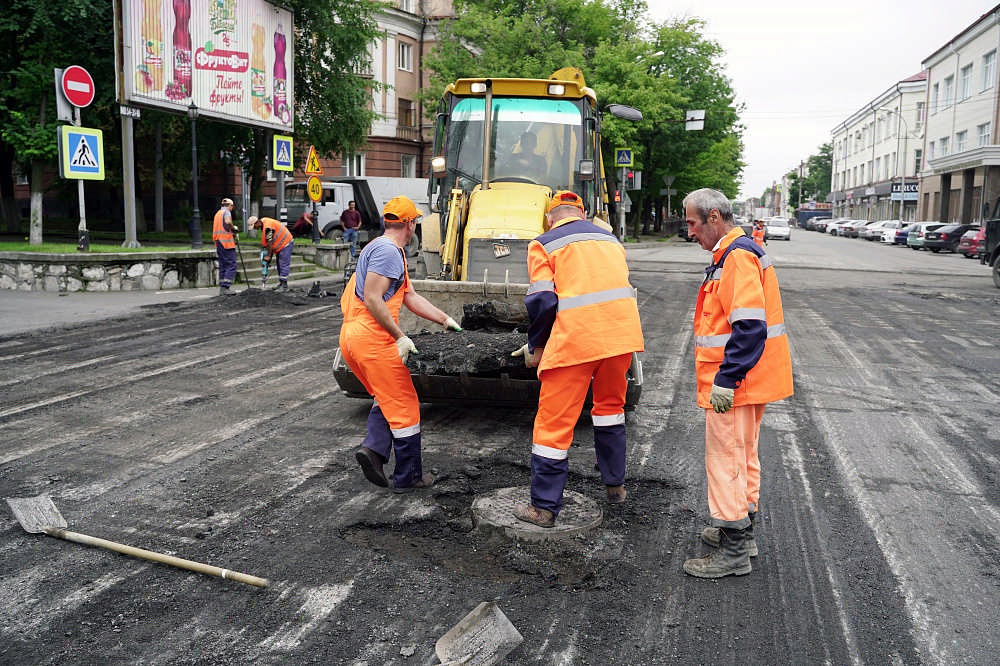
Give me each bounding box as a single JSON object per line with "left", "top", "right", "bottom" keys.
{"left": 121, "top": 113, "right": 140, "bottom": 248}
{"left": 74, "top": 107, "right": 89, "bottom": 252}
{"left": 618, "top": 167, "right": 626, "bottom": 241}
{"left": 190, "top": 114, "right": 202, "bottom": 248}
{"left": 155, "top": 120, "right": 164, "bottom": 232}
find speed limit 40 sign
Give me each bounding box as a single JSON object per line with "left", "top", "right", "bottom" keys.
{"left": 307, "top": 176, "right": 323, "bottom": 203}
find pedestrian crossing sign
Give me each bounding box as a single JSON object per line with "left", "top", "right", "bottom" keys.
{"left": 273, "top": 135, "right": 294, "bottom": 172}
{"left": 615, "top": 148, "right": 633, "bottom": 168}
{"left": 58, "top": 126, "right": 104, "bottom": 180}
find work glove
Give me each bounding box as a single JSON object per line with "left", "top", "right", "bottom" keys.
{"left": 511, "top": 344, "right": 541, "bottom": 368}
{"left": 709, "top": 384, "right": 735, "bottom": 414}
{"left": 443, "top": 316, "right": 462, "bottom": 332}
{"left": 396, "top": 335, "right": 418, "bottom": 364}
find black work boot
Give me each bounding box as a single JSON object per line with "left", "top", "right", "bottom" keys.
{"left": 684, "top": 526, "right": 752, "bottom": 578}
{"left": 701, "top": 511, "right": 758, "bottom": 557}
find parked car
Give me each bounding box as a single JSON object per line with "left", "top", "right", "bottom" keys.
{"left": 857, "top": 220, "right": 886, "bottom": 240}
{"left": 924, "top": 223, "right": 978, "bottom": 253}
{"left": 840, "top": 219, "right": 868, "bottom": 238}
{"left": 765, "top": 217, "right": 792, "bottom": 240}
{"left": 876, "top": 220, "right": 905, "bottom": 243}
{"left": 826, "top": 218, "right": 851, "bottom": 235}
{"left": 957, "top": 226, "right": 987, "bottom": 258}
{"left": 907, "top": 222, "right": 945, "bottom": 250}
{"left": 893, "top": 223, "right": 917, "bottom": 245}
{"left": 813, "top": 218, "right": 830, "bottom": 233}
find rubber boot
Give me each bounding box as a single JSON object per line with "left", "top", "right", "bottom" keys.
{"left": 683, "top": 526, "right": 752, "bottom": 578}
{"left": 701, "top": 511, "right": 758, "bottom": 557}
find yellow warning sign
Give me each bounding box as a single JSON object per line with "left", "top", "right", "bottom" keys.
{"left": 305, "top": 146, "right": 323, "bottom": 175}
{"left": 307, "top": 176, "right": 323, "bottom": 202}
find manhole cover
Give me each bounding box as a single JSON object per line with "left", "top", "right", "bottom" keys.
{"left": 471, "top": 486, "right": 603, "bottom": 542}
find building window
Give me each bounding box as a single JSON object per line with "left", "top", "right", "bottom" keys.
{"left": 397, "top": 0, "right": 415, "bottom": 11}
{"left": 14, "top": 163, "right": 28, "bottom": 185}
{"left": 915, "top": 101, "right": 925, "bottom": 133}
{"left": 398, "top": 98, "right": 415, "bottom": 127}
{"left": 942, "top": 75, "right": 954, "bottom": 108}
{"left": 939, "top": 136, "right": 949, "bottom": 156}
{"left": 960, "top": 63, "right": 973, "bottom": 100}
{"left": 875, "top": 157, "right": 881, "bottom": 180}
{"left": 398, "top": 42, "right": 412, "bottom": 71}
{"left": 342, "top": 153, "right": 364, "bottom": 176}
{"left": 914, "top": 149, "right": 922, "bottom": 174}
{"left": 401, "top": 154, "right": 416, "bottom": 178}
{"left": 978, "top": 121, "right": 992, "bottom": 146}
{"left": 983, "top": 50, "right": 996, "bottom": 90}
{"left": 928, "top": 141, "right": 935, "bottom": 159}
{"left": 931, "top": 83, "right": 939, "bottom": 113}
{"left": 955, "top": 130, "right": 967, "bottom": 153}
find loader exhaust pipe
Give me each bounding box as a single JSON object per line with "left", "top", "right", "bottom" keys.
{"left": 481, "top": 79, "right": 493, "bottom": 191}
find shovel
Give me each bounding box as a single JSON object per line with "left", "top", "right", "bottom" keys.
{"left": 6, "top": 496, "right": 269, "bottom": 588}
{"left": 233, "top": 233, "right": 255, "bottom": 291}
{"left": 435, "top": 601, "right": 523, "bottom": 665}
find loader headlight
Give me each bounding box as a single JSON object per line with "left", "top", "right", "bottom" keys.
{"left": 431, "top": 156, "right": 447, "bottom": 174}
{"left": 547, "top": 84, "right": 566, "bottom": 95}
{"left": 470, "top": 82, "right": 487, "bottom": 93}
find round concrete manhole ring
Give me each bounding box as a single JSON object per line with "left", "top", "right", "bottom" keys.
{"left": 471, "top": 486, "right": 603, "bottom": 542}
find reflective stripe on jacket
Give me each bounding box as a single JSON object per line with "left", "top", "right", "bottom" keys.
{"left": 213, "top": 208, "right": 235, "bottom": 249}
{"left": 694, "top": 228, "right": 792, "bottom": 408}
{"left": 525, "top": 217, "right": 644, "bottom": 371}
{"left": 260, "top": 217, "right": 293, "bottom": 253}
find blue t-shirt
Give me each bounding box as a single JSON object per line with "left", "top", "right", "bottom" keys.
{"left": 354, "top": 236, "right": 406, "bottom": 301}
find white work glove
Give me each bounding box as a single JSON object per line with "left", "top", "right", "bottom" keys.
{"left": 443, "top": 316, "right": 462, "bottom": 331}
{"left": 709, "top": 384, "right": 735, "bottom": 413}
{"left": 511, "top": 344, "right": 542, "bottom": 368}
{"left": 396, "top": 335, "right": 418, "bottom": 364}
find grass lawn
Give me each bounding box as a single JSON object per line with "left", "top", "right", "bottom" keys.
{"left": 0, "top": 242, "right": 189, "bottom": 253}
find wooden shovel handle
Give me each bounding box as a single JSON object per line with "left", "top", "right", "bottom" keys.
{"left": 45, "top": 527, "right": 269, "bottom": 588}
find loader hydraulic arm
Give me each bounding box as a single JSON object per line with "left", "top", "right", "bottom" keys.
{"left": 439, "top": 188, "right": 467, "bottom": 280}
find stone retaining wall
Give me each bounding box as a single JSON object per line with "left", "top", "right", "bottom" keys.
{"left": 0, "top": 251, "right": 218, "bottom": 292}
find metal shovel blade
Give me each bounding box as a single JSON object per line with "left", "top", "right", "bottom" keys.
{"left": 6, "top": 496, "right": 67, "bottom": 533}
{"left": 435, "top": 602, "right": 523, "bottom": 666}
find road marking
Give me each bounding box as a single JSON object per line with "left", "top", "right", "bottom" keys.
{"left": 259, "top": 582, "right": 354, "bottom": 651}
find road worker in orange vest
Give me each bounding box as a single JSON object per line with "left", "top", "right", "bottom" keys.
{"left": 339, "top": 196, "right": 463, "bottom": 492}
{"left": 751, "top": 219, "right": 766, "bottom": 248}
{"left": 213, "top": 198, "right": 239, "bottom": 295}
{"left": 682, "top": 188, "right": 793, "bottom": 578}
{"left": 248, "top": 216, "right": 294, "bottom": 292}
{"left": 511, "top": 190, "right": 645, "bottom": 528}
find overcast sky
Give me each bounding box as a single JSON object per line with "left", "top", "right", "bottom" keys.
{"left": 647, "top": 0, "right": 996, "bottom": 200}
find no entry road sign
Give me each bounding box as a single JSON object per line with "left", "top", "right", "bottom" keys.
{"left": 61, "top": 66, "right": 95, "bottom": 108}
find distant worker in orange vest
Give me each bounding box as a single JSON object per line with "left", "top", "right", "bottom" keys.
{"left": 682, "top": 188, "right": 793, "bottom": 579}
{"left": 511, "top": 190, "right": 645, "bottom": 528}
{"left": 751, "top": 220, "right": 767, "bottom": 248}
{"left": 213, "top": 197, "right": 240, "bottom": 296}
{"left": 339, "top": 196, "right": 462, "bottom": 492}
{"left": 248, "top": 216, "right": 294, "bottom": 292}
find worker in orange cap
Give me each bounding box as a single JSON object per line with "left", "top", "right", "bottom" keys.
{"left": 248, "top": 215, "right": 294, "bottom": 292}
{"left": 339, "top": 196, "right": 463, "bottom": 492}
{"left": 751, "top": 220, "right": 766, "bottom": 248}
{"left": 511, "top": 190, "right": 644, "bottom": 528}
{"left": 213, "top": 197, "right": 239, "bottom": 295}
{"left": 682, "top": 188, "right": 793, "bottom": 578}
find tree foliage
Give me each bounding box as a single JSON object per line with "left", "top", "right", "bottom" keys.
{"left": 787, "top": 142, "right": 832, "bottom": 208}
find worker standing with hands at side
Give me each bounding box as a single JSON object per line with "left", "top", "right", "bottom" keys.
{"left": 339, "top": 196, "right": 462, "bottom": 493}
{"left": 752, "top": 219, "right": 767, "bottom": 248}
{"left": 248, "top": 215, "right": 294, "bottom": 292}
{"left": 213, "top": 197, "right": 239, "bottom": 296}
{"left": 682, "top": 188, "right": 793, "bottom": 578}
{"left": 511, "top": 190, "right": 644, "bottom": 528}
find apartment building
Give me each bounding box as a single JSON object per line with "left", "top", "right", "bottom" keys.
{"left": 829, "top": 72, "right": 927, "bottom": 222}
{"left": 918, "top": 5, "right": 1000, "bottom": 223}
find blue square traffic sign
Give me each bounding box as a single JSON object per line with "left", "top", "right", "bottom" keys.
{"left": 58, "top": 126, "right": 104, "bottom": 180}
{"left": 615, "top": 148, "right": 633, "bottom": 168}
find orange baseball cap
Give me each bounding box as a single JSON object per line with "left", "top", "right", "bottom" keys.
{"left": 382, "top": 196, "right": 421, "bottom": 222}
{"left": 546, "top": 190, "right": 585, "bottom": 214}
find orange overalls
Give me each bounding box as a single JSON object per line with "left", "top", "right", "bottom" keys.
{"left": 524, "top": 216, "right": 645, "bottom": 515}
{"left": 751, "top": 225, "right": 766, "bottom": 248}
{"left": 695, "top": 228, "right": 792, "bottom": 527}
{"left": 339, "top": 240, "right": 424, "bottom": 488}
{"left": 259, "top": 217, "right": 294, "bottom": 282}
{"left": 213, "top": 207, "right": 237, "bottom": 288}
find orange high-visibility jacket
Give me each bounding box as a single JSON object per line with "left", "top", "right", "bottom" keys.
{"left": 694, "top": 228, "right": 792, "bottom": 409}
{"left": 212, "top": 208, "right": 235, "bottom": 249}
{"left": 525, "top": 216, "right": 644, "bottom": 372}
{"left": 259, "top": 217, "right": 293, "bottom": 253}
{"left": 751, "top": 225, "right": 765, "bottom": 248}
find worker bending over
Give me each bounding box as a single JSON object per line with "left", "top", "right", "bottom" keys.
{"left": 512, "top": 190, "right": 645, "bottom": 528}
{"left": 249, "top": 216, "right": 294, "bottom": 292}
{"left": 339, "top": 196, "right": 462, "bottom": 493}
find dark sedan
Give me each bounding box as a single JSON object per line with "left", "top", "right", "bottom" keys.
{"left": 893, "top": 223, "right": 917, "bottom": 245}
{"left": 923, "top": 224, "right": 979, "bottom": 253}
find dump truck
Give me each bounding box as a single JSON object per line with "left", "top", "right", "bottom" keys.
{"left": 333, "top": 68, "right": 645, "bottom": 408}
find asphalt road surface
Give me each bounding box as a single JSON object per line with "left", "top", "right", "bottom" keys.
{"left": 1, "top": 231, "right": 998, "bottom": 665}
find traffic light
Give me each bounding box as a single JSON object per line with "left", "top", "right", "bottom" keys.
{"left": 614, "top": 190, "right": 621, "bottom": 202}
{"left": 626, "top": 171, "right": 634, "bottom": 189}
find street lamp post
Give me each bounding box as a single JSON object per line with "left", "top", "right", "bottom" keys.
{"left": 188, "top": 102, "right": 202, "bottom": 249}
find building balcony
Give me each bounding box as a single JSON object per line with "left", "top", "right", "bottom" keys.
{"left": 395, "top": 125, "right": 422, "bottom": 142}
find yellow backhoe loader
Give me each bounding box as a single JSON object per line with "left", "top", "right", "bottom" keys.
{"left": 333, "top": 68, "right": 645, "bottom": 408}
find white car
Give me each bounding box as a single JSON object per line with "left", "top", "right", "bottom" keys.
{"left": 877, "top": 220, "right": 905, "bottom": 243}
{"left": 764, "top": 217, "right": 791, "bottom": 241}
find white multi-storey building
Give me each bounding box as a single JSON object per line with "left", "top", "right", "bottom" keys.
{"left": 829, "top": 71, "right": 927, "bottom": 221}
{"left": 918, "top": 5, "right": 1000, "bottom": 222}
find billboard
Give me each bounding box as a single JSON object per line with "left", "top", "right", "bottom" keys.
{"left": 118, "top": 0, "right": 293, "bottom": 131}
